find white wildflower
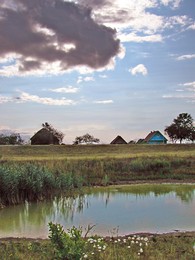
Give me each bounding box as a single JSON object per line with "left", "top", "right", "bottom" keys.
{"left": 127, "top": 246, "right": 131, "bottom": 249}
{"left": 83, "top": 254, "right": 88, "bottom": 258}
{"left": 140, "top": 248, "right": 143, "bottom": 253}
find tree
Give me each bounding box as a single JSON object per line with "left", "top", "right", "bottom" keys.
{"left": 0, "top": 133, "right": 24, "bottom": 145}
{"left": 189, "top": 129, "right": 195, "bottom": 143}
{"left": 73, "top": 133, "right": 100, "bottom": 145}
{"left": 165, "top": 113, "right": 195, "bottom": 143}
{"left": 42, "top": 122, "right": 64, "bottom": 144}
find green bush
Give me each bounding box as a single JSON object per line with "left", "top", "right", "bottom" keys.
{"left": 48, "top": 222, "right": 85, "bottom": 260}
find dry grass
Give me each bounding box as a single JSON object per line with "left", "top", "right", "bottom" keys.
{"left": 0, "top": 144, "right": 194, "bottom": 161}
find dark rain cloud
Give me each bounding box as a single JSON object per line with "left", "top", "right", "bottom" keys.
{"left": 0, "top": 0, "right": 120, "bottom": 73}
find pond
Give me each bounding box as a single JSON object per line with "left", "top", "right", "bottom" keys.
{"left": 0, "top": 184, "right": 195, "bottom": 238}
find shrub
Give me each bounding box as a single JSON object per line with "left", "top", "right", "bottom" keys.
{"left": 48, "top": 222, "right": 85, "bottom": 260}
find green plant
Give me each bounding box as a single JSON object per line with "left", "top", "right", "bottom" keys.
{"left": 48, "top": 222, "right": 85, "bottom": 260}
{"left": 130, "top": 158, "right": 171, "bottom": 173}
{"left": 102, "top": 174, "right": 109, "bottom": 186}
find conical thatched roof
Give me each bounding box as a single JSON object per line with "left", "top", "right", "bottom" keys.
{"left": 110, "top": 135, "right": 127, "bottom": 144}
{"left": 30, "top": 128, "right": 59, "bottom": 145}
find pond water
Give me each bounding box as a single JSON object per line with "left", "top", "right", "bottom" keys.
{"left": 0, "top": 184, "right": 195, "bottom": 238}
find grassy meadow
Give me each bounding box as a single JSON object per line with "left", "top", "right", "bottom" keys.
{"left": 0, "top": 232, "right": 195, "bottom": 260}
{"left": 0, "top": 143, "right": 195, "bottom": 161}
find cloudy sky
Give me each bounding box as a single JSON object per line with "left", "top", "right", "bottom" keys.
{"left": 0, "top": 0, "right": 194, "bottom": 143}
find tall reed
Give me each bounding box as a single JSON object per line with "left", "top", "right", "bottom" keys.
{"left": 0, "top": 156, "right": 194, "bottom": 207}
{"left": 0, "top": 163, "right": 84, "bottom": 206}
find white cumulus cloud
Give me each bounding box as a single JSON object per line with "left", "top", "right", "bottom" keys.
{"left": 77, "top": 76, "right": 95, "bottom": 84}
{"left": 129, "top": 64, "right": 148, "bottom": 76}
{"left": 160, "top": 0, "right": 181, "bottom": 9}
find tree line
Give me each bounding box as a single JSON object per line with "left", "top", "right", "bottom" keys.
{"left": 0, "top": 113, "right": 194, "bottom": 145}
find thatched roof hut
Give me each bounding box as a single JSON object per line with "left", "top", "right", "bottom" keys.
{"left": 30, "top": 128, "right": 60, "bottom": 145}
{"left": 110, "top": 135, "right": 127, "bottom": 144}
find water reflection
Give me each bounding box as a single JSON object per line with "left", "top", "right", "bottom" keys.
{"left": 0, "top": 184, "right": 195, "bottom": 238}
{"left": 105, "top": 184, "right": 195, "bottom": 203}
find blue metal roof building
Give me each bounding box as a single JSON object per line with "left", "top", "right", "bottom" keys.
{"left": 143, "top": 131, "right": 168, "bottom": 144}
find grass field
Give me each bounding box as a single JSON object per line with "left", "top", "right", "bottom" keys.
{"left": 0, "top": 144, "right": 195, "bottom": 161}
{"left": 0, "top": 232, "right": 195, "bottom": 259}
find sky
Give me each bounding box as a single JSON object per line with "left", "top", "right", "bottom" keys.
{"left": 0, "top": 0, "right": 195, "bottom": 144}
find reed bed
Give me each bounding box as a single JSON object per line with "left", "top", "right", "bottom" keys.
{"left": 0, "top": 163, "right": 83, "bottom": 207}
{"left": 0, "top": 154, "right": 194, "bottom": 207}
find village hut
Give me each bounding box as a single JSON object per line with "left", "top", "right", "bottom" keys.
{"left": 30, "top": 128, "right": 60, "bottom": 145}
{"left": 110, "top": 135, "right": 127, "bottom": 144}
{"left": 137, "top": 138, "right": 144, "bottom": 144}
{"left": 143, "top": 131, "right": 167, "bottom": 144}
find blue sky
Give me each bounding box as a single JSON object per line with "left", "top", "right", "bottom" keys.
{"left": 0, "top": 0, "right": 194, "bottom": 144}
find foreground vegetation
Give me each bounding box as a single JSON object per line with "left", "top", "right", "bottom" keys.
{"left": 0, "top": 144, "right": 195, "bottom": 207}
{"left": 0, "top": 227, "right": 195, "bottom": 259}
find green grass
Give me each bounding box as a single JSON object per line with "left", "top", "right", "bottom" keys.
{"left": 0, "top": 232, "right": 194, "bottom": 259}
{"left": 0, "top": 144, "right": 195, "bottom": 161}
